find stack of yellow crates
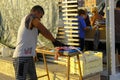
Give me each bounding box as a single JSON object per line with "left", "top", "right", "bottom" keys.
{"left": 70, "top": 51, "right": 103, "bottom": 77}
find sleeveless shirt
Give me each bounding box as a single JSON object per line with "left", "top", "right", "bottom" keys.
{"left": 13, "top": 14, "right": 38, "bottom": 58}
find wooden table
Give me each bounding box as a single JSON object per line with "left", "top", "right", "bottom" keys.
{"left": 36, "top": 48, "right": 83, "bottom": 80}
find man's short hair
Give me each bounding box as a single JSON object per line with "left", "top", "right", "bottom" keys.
{"left": 116, "top": 0, "right": 120, "bottom": 8}
{"left": 78, "top": 9, "right": 86, "bottom": 15}
{"left": 31, "top": 5, "right": 44, "bottom": 14}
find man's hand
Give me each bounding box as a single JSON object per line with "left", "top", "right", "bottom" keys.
{"left": 52, "top": 39, "right": 67, "bottom": 47}
{"left": 54, "top": 51, "right": 60, "bottom": 60}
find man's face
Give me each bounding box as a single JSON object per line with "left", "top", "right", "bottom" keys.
{"left": 35, "top": 11, "right": 44, "bottom": 21}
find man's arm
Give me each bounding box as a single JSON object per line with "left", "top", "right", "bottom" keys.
{"left": 32, "top": 18, "right": 66, "bottom": 47}
{"left": 32, "top": 18, "right": 55, "bottom": 42}
{"left": 80, "top": 19, "right": 90, "bottom": 30}
{"left": 90, "top": 16, "right": 95, "bottom": 26}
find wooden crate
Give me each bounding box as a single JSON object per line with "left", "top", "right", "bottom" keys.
{"left": 70, "top": 51, "right": 103, "bottom": 77}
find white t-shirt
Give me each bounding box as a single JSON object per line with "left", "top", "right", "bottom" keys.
{"left": 13, "top": 15, "right": 38, "bottom": 58}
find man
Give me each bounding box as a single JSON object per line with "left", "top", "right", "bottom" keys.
{"left": 115, "top": 0, "right": 120, "bottom": 64}
{"left": 13, "top": 5, "right": 64, "bottom": 80}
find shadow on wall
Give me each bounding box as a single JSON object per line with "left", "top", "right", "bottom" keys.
{"left": 0, "top": 11, "right": 2, "bottom": 25}
{"left": 0, "top": 11, "right": 4, "bottom": 41}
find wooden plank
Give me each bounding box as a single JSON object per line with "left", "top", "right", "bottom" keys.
{"left": 62, "top": 5, "right": 78, "bottom": 8}
{"left": 63, "top": 13, "right": 77, "bottom": 16}
{"left": 36, "top": 49, "right": 55, "bottom": 55}
{"left": 64, "top": 22, "right": 78, "bottom": 25}
{"left": 65, "top": 30, "right": 79, "bottom": 33}
{"left": 38, "top": 74, "right": 48, "bottom": 78}
{"left": 66, "top": 35, "right": 79, "bottom": 37}
{"left": 58, "top": 28, "right": 64, "bottom": 30}
{"left": 58, "top": 27, "right": 64, "bottom": 29}
{"left": 63, "top": 18, "right": 78, "bottom": 21}
{"left": 64, "top": 26, "right": 78, "bottom": 29}
{"left": 67, "top": 43, "right": 79, "bottom": 46}
{"left": 57, "top": 32, "right": 65, "bottom": 34}
{"left": 62, "top": 1, "right": 77, "bottom": 4}
{"left": 57, "top": 36, "right": 66, "bottom": 38}
{"left": 39, "top": 57, "right": 66, "bottom": 65}
{"left": 65, "top": 32, "right": 79, "bottom": 34}
{"left": 46, "top": 56, "right": 67, "bottom": 62}
{"left": 62, "top": 9, "right": 78, "bottom": 12}
{"left": 68, "top": 39, "right": 79, "bottom": 41}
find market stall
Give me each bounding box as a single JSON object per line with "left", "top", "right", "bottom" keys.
{"left": 36, "top": 46, "right": 103, "bottom": 80}
{"left": 36, "top": 46, "right": 82, "bottom": 80}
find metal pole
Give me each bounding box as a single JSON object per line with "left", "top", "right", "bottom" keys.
{"left": 105, "top": 0, "right": 111, "bottom": 79}
{"left": 109, "top": 0, "right": 116, "bottom": 75}
{"left": 106, "top": 0, "right": 116, "bottom": 79}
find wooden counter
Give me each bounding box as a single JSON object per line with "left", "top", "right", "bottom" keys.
{"left": 85, "top": 26, "right": 106, "bottom": 42}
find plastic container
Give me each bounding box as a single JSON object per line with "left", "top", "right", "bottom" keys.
{"left": 1, "top": 47, "right": 10, "bottom": 57}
